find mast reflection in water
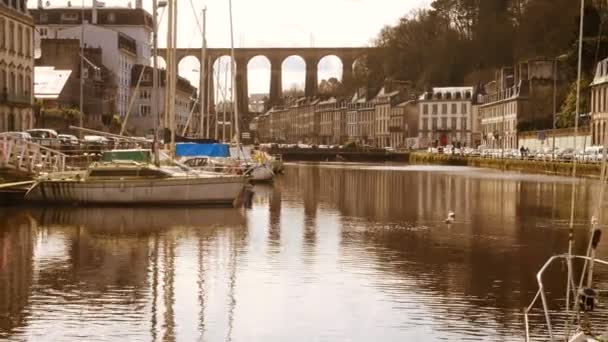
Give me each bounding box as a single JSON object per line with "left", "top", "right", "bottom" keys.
{"left": 0, "top": 163, "right": 606, "bottom": 341}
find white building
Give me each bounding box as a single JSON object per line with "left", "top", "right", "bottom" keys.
{"left": 0, "top": 0, "right": 34, "bottom": 131}
{"left": 591, "top": 57, "right": 608, "bottom": 146}
{"left": 418, "top": 87, "right": 477, "bottom": 148}
{"left": 30, "top": 2, "right": 153, "bottom": 118}
{"left": 127, "top": 64, "right": 197, "bottom": 137}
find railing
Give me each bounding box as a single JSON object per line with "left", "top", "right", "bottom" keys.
{"left": 524, "top": 254, "right": 608, "bottom": 342}
{"left": 0, "top": 135, "right": 66, "bottom": 175}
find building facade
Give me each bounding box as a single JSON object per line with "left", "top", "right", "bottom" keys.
{"left": 418, "top": 87, "right": 476, "bottom": 148}
{"left": 0, "top": 0, "right": 34, "bottom": 132}
{"left": 31, "top": 3, "right": 153, "bottom": 119}
{"left": 127, "top": 64, "right": 197, "bottom": 137}
{"left": 591, "top": 57, "right": 608, "bottom": 146}
{"left": 480, "top": 59, "right": 566, "bottom": 149}
{"left": 35, "top": 38, "right": 115, "bottom": 128}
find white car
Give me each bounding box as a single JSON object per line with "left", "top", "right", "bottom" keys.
{"left": 0, "top": 131, "right": 32, "bottom": 141}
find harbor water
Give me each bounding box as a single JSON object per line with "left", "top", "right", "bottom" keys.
{"left": 1, "top": 163, "right": 607, "bottom": 341}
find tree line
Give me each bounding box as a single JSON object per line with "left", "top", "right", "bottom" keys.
{"left": 353, "top": 0, "right": 608, "bottom": 127}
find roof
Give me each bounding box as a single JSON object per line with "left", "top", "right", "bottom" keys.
{"left": 374, "top": 86, "right": 400, "bottom": 99}
{"left": 396, "top": 100, "right": 416, "bottom": 107}
{"left": 30, "top": 7, "right": 153, "bottom": 30}
{"left": 34, "top": 66, "right": 72, "bottom": 99}
{"left": 592, "top": 57, "right": 608, "bottom": 87}
{"left": 419, "top": 86, "right": 475, "bottom": 101}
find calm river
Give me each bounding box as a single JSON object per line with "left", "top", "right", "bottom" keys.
{"left": 1, "top": 163, "right": 607, "bottom": 341}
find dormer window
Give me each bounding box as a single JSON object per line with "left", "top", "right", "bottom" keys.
{"left": 107, "top": 13, "right": 116, "bottom": 23}
{"left": 40, "top": 13, "right": 49, "bottom": 23}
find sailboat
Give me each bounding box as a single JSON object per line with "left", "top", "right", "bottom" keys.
{"left": 523, "top": 1, "right": 608, "bottom": 341}
{"left": 24, "top": 149, "right": 249, "bottom": 206}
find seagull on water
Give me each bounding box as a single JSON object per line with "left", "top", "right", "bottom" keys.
{"left": 445, "top": 211, "right": 455, "bottom": 224}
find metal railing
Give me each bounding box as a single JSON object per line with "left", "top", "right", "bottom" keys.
{"left": 524, "top": 254, "right": 608, "bottom": 341}
{"left": 0, "top": 135, "right": 66, "bottom": 175}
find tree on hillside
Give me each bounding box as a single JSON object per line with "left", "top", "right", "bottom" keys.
{"left": 362, "top": 0, "right": 606, "bottom": 92}
{"left": 318, "top": 77, "right": 344, "bottom": 97}
{"left": 283, "top": 83, "right": 304, "bottom": 99}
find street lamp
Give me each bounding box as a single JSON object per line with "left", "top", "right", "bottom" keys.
{"left": 552, "top": 54, "right": 569, "bottom": 160}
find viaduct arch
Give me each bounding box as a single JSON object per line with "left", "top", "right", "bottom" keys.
{"left": 158, "top": 47, "right": 375, "bottom": 113}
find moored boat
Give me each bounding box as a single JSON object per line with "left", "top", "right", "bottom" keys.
{"left": 24, "top": 150, "right": 249, "bottom": 206}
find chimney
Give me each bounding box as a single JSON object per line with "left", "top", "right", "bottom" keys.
{"left": 136, "top": 0, "right": 143, "bottom": 9}
{"left": 92, "top": 1, "right": 98, "bottom": 24}
{"left": 37, "top": 0, "right": 43, "bottom": 9}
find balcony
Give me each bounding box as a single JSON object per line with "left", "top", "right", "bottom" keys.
{"left": 0, "top": 91, "right": 32, "bottom": 107}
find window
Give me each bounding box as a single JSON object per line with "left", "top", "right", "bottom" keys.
{"left": 0, "top": 70, "right": 5, "bottom": 92}
{"left": 461, "top": 103, "right": 467, "bottom": 114}
{"left": 432, "top": 118, "right": 437, "bottom": 130}
{"left": 0, "top": 18, "right": 4, "bottom": 49}
{"left": 451, "top": 118, "right": 457, "bottom": 129}
{"left": 9, "top": 72, "right": 15, "bottom": 95}
{"left": 441, "top": 117, "right": 447, "bottom": 129}
{"left": 17, "top": 26, "right": 22, "bottom": 54}
{"left": 9, "top": 22, "right": 14, "bottom": 52}
{"left": 107, "top": 13, "right": 116, "bottom": 23}
{"left": 422, "top": 104, "right": 428, "bottom": 115}
{"left": 442, "top": 103, "right": 447, "bottom": 115}
{"left": 140, "top": 105, "right": 151, "bottom": 117}
{"left": 39, "top": 28, "right": 48, "bottom": 37}
{"left": 25, "top": 28, "right": 30, "bottom": 57}
{"left": 40, "top": 13, "right": 49, "bottom": 23}
{"left": 462, "top": 118, "right": 467, "bottom": 130}
{"left": 432, "top": 104, "right": 438, "bottom": 115}
{"left": 451, "top": 103, "right": 457, "bottom": 114}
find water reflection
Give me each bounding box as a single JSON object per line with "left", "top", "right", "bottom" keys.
{"left": 0, "top": 164, "right": 606, "bottom": 341}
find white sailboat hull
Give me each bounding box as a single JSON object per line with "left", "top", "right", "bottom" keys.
{"left": 25, "top": 176, "right": 247, "bottom": 205}
{"left": 249, "top": 165, "right": 274, "bottom": 182}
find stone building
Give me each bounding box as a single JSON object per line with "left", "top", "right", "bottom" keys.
{"left": 35, "top": 38, "right": 114, "bottom": 128}
{"left": 30, "top": 2, "right": 153, "bottom": 118}
{"left": 391, "top": 100, "right": 419, "bottom": 149}
{"left": 479, "top": 58, "right": 567, "bottom": 149}
{"left": 0, "top": 0, "right": 34, "bottom": 132}
{"left": 127, "top": 64, "right": 197, "bottom": 137}
{"left": 317, "top": 98, "right": 336, "bottom": 145}
{"left": 374, "top": 81, "right": 414, "bottom": 148}
{"left": 591, "top": 57, "right": 608, "bottom": 146}
{"left": 418, "top": 87, "right": 476, "bottom": 148}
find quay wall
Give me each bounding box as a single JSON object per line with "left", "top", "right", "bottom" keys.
{"left": 409, "top": 152, "right": 603, "bottom": 179}
{"left": 269, "top": 148, "right": 410, "bottom": 162}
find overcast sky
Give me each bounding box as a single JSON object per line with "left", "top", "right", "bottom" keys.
{"left": 32, "top": 0, "right": 430, "bottom": 95}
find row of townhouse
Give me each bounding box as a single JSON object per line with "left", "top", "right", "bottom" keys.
{"left": 254, "top": 81, "right": 420, "bottom": 148}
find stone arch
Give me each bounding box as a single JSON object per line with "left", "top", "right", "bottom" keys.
{"left": 317, "top": 55, "right": 343, "bottom": 83}
{"left": 247, "top": 55, "right": 271, "bottom": 112}
{"left": 281, "top": 55, "right": 306, "bottom": 95}
{"left": 177, "top": 55, "right": 201, "bottom": 91}
{"left": 150, "top": 56, "right": 167, "bottom": 70}
{"left": 213, "top": 55, "right": 234, "bottom": 107}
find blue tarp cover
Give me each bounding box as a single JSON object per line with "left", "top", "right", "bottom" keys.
{"left": 175, "top": 143, "right": 230, "bottom": 157}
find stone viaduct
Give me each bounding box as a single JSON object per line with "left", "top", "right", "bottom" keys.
{"left": 157, "top": 47, "right": 376, "bottom": 113}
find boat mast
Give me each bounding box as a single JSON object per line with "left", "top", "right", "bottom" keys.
{"left": 564, "top": 0, "right": 585, "bottom": 334}
{"left": 79, "top": 0, "right": 85, "bottom": 139}
{"left": 229, "top": 0, "right": 241, "bottom": 149}
{"left": 199, "top": 7, "right": 207, "bottom": 139}
{"left": 152, "top": 0, "right": 161, "bottom": 165}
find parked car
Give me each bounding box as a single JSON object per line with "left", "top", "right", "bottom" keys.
{"left": 27, "top": 129, "right": 60, "bottom": 148}
{"left": 558, "top": 148, "right": 576, "bottom": 161}
{"left": 58, "top": 134, "right": 81, "bottom": 154}
{"left": 0, "top": 131, "right": 32, "bottom": 141}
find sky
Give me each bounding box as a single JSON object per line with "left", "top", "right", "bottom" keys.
{"left": 31, "top": 0, "right": 430, "bottom": 96}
